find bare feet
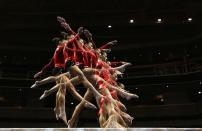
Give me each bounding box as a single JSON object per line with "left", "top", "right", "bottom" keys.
{"left": 30, "top": 81, "right": 39, "bottom": 88}
{"left": 54, "top": 107, "right": 60, "bottom": 120}
{"left": 119, "top": 89, "right": 139, "bottom": 100}
{"left": 116, "top": 101, "right": 127, "bottom": 112}
{"left": 125, "top": 93, "right": 139, "bottom": 100}
{"left": 67, "top": 119, "right": 73, "bottom": 128}
{"left": 59, "top": 112, "right": 68, "bottom": 126}
{"left": 39, "top": 90, "right": 49, "bottom": 100}
{"left": 84, "top": 101, "right": 97, "bottom": 109}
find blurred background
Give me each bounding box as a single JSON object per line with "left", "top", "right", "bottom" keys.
{"left": 0, "top": 0, "right": 202, "bottom": 128}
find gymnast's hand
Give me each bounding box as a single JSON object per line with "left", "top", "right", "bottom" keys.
{"left": 107, "top": 40, "right": 118, "bottom": 46}
{"left": 34, "top": 71, "right": 43, "bottom": 79}
{"left": 77, "top": 27, "right": 84, "bottom": 36}
{"left": 122, "top": 62, "right": 132, "bottom": 66}
{"left": 61, "top": 22, "right": 71, "bottom": 31}
{"left": 84, "top": 29, "right": 92, "bottom": 39}
{"left": 57, "top": 16, "right": 66, "bottom": 23}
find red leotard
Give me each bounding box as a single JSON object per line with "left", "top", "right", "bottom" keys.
{"left": 40, "top": 44, "right": 65, "bottom": 73}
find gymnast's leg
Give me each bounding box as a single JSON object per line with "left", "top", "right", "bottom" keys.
{"left": 69, "top": 65, "right": 103, "bottom": 104}
{"left": 67, "top": 88, "right": 93, "bottom": 128}
{"left": 31, "top": 76, "right": 57, "bottom": 88}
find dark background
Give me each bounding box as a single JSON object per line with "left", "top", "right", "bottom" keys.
{"left": 0, "top": 0, "right": 202, "bottom": 128}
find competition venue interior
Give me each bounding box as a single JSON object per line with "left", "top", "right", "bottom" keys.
{"left": 0, "top": 0, "right": 202, "bottom": 128}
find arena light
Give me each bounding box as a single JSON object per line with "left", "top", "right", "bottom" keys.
{"left": 71, "top": 102, "right": 74, "bottom": 105}
{"left": 157, "top": 18, "right": 162, "bottom": 23}
{"left": 200, "top": 81, "right": 202, "bottom": 85}
{"left": 198, "top": 91, "right": 202, "bottom": 94}
{"left": 160, "top": 98, "right": 164, "bottom": 102}
{"left": 129, "top": 19, "right": 134, "bottom": 23}
{"left": 107, "top": 25, "right": 112, "bottom": 28}
{"left": 188, "top": 17, "right": 192, "bottom": 22}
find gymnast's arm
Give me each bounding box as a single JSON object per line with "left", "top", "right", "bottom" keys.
{"left": 110, "top": 62, "right": 132, "bottom": 73}
{"left": 34, "top": 57, "right": 54, "bottom": 79}
{"left": 99, "top": 40, "right": 117, "bottom": 50}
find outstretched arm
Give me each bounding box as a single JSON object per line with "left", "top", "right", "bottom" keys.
{"left": 57, "top": 16, "right": 77, "bottom": 35}
{"left": 34, "top": 58, "right": 54, "bottom": 79}
{"left": 83, "top": 29, "right": 97, "bottom": 49}
{"left": 112, "top": 62, "right": 132, "bottom": 73}
{"left": 99, "top": 40, "right": 117, "bottom": 50}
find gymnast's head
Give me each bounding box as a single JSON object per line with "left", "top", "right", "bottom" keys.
{"left": 100, "top": 49, "right": 109, "bottom": 62}
{"left": 52, "top": 37, "right": 64, "bottom": 46}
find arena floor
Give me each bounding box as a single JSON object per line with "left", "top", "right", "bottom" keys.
{"left": 0, "top": 128, "right": 201, "bottom": 131}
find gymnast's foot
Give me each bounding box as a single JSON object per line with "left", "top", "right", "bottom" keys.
{"left": 121, "top": 112, "right": 134, "bottom": 126}
{"left": 123, "top": 62, "right": 132, "bottom": 66}
{"left": 67, "top": 117, "right": 79, "bottom": 128}
{"left": 84, "top": 101, "right": 97, "bottom": 109}
{"left": 54, "top": 107, "right": 60, "bottom": 120}
{"left": 67, "top": 119, "right": 74, "bottom": 128}
{"left": 30, "top": 81, "right": 40, "bottom": 88}
{"left": 59, "top": 112, "right": 68, "bottom": 126}
{"left": 39, "top": 90, "right": 49, "bottom": 100}
{"left": 125, "top": 93, "right": 139, "bottom": 100}
{"left": 83, "top": 29, "right": 92, "bottom": 42}
{"left": 116, "top": 101, "right": 127, "bottom": 112}
{"left": 119, "top": 90, "right": 139, "bottom": 100}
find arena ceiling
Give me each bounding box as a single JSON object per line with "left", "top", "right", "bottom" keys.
{"left": 0, "top": 0, "right": 202, "bottom": 53}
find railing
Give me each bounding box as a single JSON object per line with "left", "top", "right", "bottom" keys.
{"left": 126, "top": 56, "right": 202, "bottom": 78}
{"left": 0, "top": 56, "right": 202, "bottom": 80}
